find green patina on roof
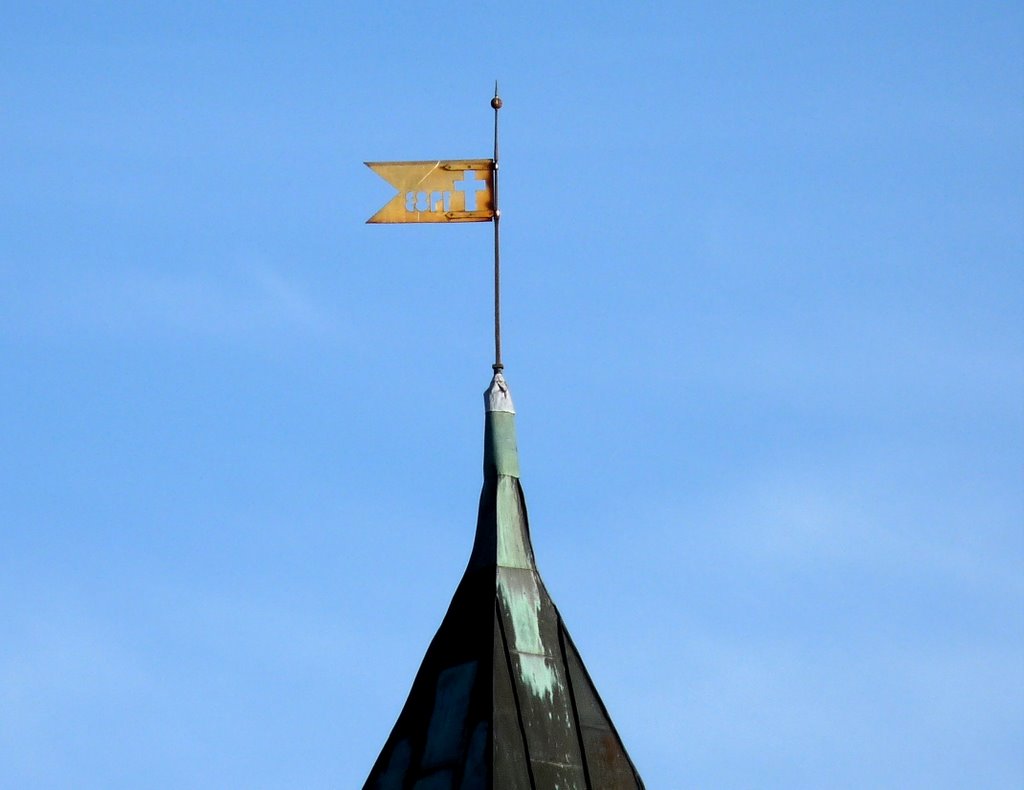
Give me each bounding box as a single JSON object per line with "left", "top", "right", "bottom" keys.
{"left": 364, "top": 373, "right": 645, "bottom": 789}
{"left": 485, "top": 411, "right": 521, "bottom": 479}
{"left": 496, "top": 478, "right": 531, "bottom": 570}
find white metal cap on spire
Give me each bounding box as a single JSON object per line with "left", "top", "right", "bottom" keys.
{"left": 485, "top": 371, "right": 515, "bottom": 414}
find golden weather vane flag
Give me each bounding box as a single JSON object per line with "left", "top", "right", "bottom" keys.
{"left": 364, "top": 85, "right": 506, "bottom": 370}
{"left": 364, "top": 159, "right": 495, "bottom": 223}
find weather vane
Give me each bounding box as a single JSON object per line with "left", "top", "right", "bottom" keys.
{"left": 365, "top": 83, "right": 505, "bottom": 372}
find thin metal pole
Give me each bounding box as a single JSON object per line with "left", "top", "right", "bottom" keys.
{"left": 491, "top": 82, "right": 503, "bottom": 373}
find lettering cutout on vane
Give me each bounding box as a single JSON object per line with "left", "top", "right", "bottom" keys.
{"left": 365, "top": 160, "right": 495, "bottom": 223}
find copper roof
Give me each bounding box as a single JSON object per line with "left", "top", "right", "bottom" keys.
{"left": 364, "top": 374, "right": 644, "bottom": 789}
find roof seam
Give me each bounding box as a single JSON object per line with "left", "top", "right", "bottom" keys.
{"left": 558, "top": 620, "right": 594, "bottom": 790}
{"left": 495, "top": 596, "right": 537, "bottom": 790}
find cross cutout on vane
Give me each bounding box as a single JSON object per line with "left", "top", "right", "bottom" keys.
{"left": 454, "top": 170, "right": 488, "bottom": 211}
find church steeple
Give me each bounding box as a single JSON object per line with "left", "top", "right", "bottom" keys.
{"left": 364, "top": 373, "right": 644, "bottom": 789}
{"left": 363, "top": 88, "right": 641, "bottom": 788}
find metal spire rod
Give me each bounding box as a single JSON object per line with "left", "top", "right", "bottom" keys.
{"left": 491, "top": 82, "right": 503, "bottom": 373}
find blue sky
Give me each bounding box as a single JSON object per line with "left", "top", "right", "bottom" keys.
{"left": 1, "top": 2, "right": 1021, "bottom": 787}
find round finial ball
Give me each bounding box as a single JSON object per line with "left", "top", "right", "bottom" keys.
{"left": 491, "top": 96, "right": 503, "bottom": 110}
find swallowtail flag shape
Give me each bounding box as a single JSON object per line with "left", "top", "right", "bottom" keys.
{"left": 365, "top": 159, "right": 495, "bottom": 223}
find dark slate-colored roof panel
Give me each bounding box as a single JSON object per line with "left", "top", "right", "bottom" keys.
{"left": 364, "top": 374, "right": 644, "bottom": 789}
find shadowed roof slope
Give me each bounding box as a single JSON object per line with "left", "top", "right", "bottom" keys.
{"left": 364, "top": 373, "right": 644, "bottom": 789}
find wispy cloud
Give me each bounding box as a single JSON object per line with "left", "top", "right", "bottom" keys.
{"left": 1, "top": 264, "right": 343, "bottom": 345}
{"left": 0, "top": 604, "right": 151, "bottom": 777}
{"left": 705, "top": 466, "right": 1024, "bottom": 597}
{"left": 630, "top": 629, "right": 1024, "bottom": 787}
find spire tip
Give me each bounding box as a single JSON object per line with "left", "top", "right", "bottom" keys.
{"left": 485, "top": 370, "right": 514, "bottom": 414}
